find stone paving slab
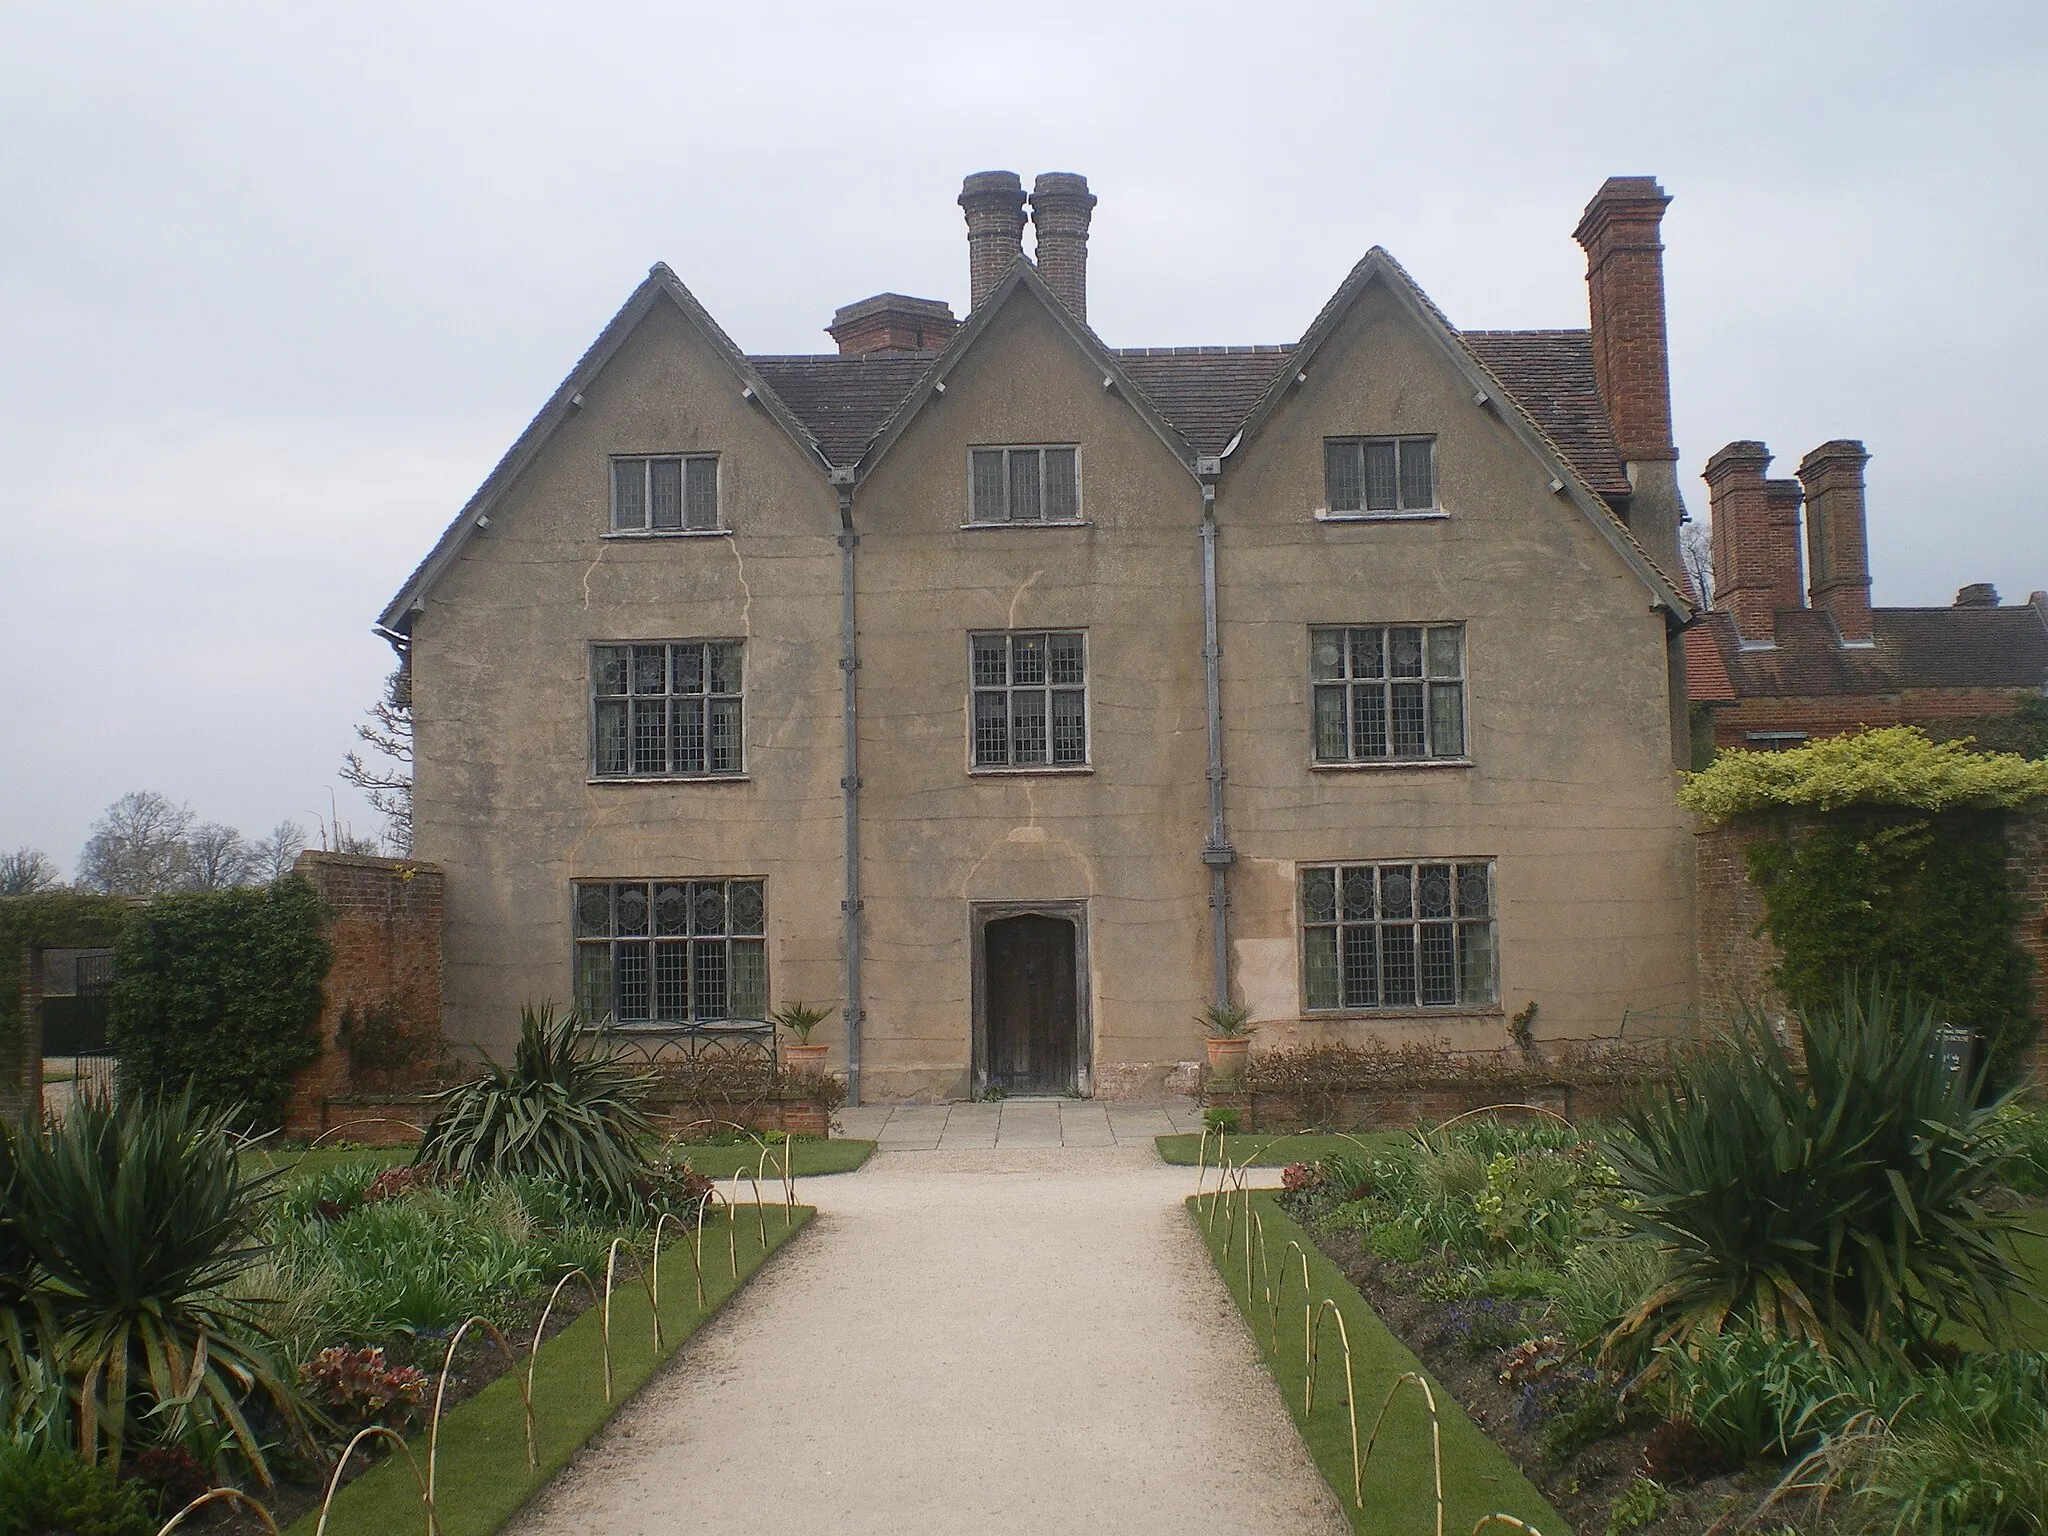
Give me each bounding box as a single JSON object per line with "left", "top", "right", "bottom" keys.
{"left": 826, "top": 1099, "right": 1199, "bottom": 1152}
{"left": 507, "top": 1146, "right": 1337, "bottom": 1536}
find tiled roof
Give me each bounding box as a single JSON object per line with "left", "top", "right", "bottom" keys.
{"left": 1687, "top": 604, "right": 2048, "bottom": 700}
{"left": 747, "top": 328, "right": 1630, "bottom": 493}
{"left": 1463, "top": 331, "right": 1630, "bottom": 496}
{"left": 750, "top": 353, "right": 939, "bottom": 469}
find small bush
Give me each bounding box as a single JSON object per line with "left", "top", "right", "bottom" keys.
{"left": 1430, "top": 1296, "right": 1528, "bottom": 1356}
{"left": 0, "top": 1443, "right": 155, "bottom": 1536}
{"left": 1202, "top": 1106, "right": 1241, "bottom": 1135}
{"left": 298, "top": 1346, "right": 430, "bottom": 1430}
{"left": 1656, "top": 1328, "right": 1860, "bottom": 1460}
{"left": 1603, "top": 1475, "right": 1670, "bottom": 1535}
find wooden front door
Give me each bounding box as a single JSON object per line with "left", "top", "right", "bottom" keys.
{"left": 984, "top": 914, "right": 1078, "bottom": 1095}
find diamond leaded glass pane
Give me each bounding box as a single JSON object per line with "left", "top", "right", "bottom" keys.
{"left": 653, "top": 883, "right": 688, "bottom": 936}
{"left": 1300, "top": 861, "right": 1496, "bottom": 1013}
{"left": 1304, "top": 926, "right": 1339, "bottom": 1010}
{"left": 576, "top": 885, "right": 612, "bottom": 937}
{"left": 616, "top": 883, "right": 649, "bottom": 936}
{"left": 1301, "top": 866, "right": 1336, "bottom": 924}
{"left": 692, "top": 882, "right": 726, "bottom": 936}
{"left": 730, "top": 881, "right": 765, "bottom": 935}
{"left": 1419, "top": 865, "right": 1453, "bottom": 919}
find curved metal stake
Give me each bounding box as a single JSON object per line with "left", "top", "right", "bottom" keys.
{"left": 1303, "top": 1299, "right": 1364, "bottom": 1510}
{"left": 529, "top": 1268, "right": 600, "bottom": 1419}
{"left": 157, "top": 1487, "right": 283, "bottom": 1536}
{"left": 1358, "top": 1370, "right": 1444, "bottom": 1535}
{"left": 429, "top": 1314, "right": 534, "bottom": 1509}
{"left": 310, "top": 1425, "right": 435, "bottom": 1536}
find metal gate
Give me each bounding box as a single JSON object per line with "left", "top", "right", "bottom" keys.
{"left": 40, "top": 949, "right": 116, "bottom": 1117}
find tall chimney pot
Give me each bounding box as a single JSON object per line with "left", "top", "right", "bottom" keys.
{"left": 959, "top": 171, "right": 1027, "bottom": 313}
{"left": 1705, "top": 441, "right": 1801, "bottom": 645}
{"left": 1798, "top": 440, "right": 1874, "bottom": 645}
{"left": 1029, "top": 171, "right": 1097, "bottom": 322}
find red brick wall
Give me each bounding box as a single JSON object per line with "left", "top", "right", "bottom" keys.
{"left": 283, "top": 853, "right": 445, "bottom": 1140}
{"left": 1695, "top": 811, "right": 2048, "bottom": 1094}
{"left": 1712, "top": 688, "right": 2041, "bottom": 748}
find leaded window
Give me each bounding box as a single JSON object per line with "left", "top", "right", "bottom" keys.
{"left": 1301, "top": 861, "right": 1496, "bottom": 1010}
{"left": 1311, "top": 625, "right": 1466, "bottom": 762}
{"left": 971, "top": 631, "right": 1087, "bottom": 768}
{"left": 969, "top": 446, "right": 1081, "bottom": 523}
{"left": 574, "top": 878, "right": 767, "bottom": 1025}
{"left": 592, "top": 641, "right": 743, "bottom": 778}
{"left": 612, "top": 455, "right": 719, "bottom": 532}
{"left": 1324, "top": 436, "right": 1435, "bottom": 514}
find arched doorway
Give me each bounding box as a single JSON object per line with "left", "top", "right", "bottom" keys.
{"left": 974, "top": 904, "right": 1089, "bottom": 1096}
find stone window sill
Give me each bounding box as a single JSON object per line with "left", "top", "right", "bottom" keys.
{"left": 1310, "top": 758, "right": 1473, "bottom": 772}
{"left": 1314, "top": 510, "right": 1450, "bottom": 524}
{"left": 958, "top": 520, "right": 1093, "bottom": 531}
{"left": 586, "top": 775, "right": 750, "bottom": 785}
{"left": 600, "top": 529, "right": 732, "bottom": 541}
{"left": 968, "top": 766, "right": 1095, "bottom": 778}
{"left": 1302, "top": 1005, "right": 1506, "bottom": 1021}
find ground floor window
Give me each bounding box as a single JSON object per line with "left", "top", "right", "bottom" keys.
{"left": 1300, "top": 860, "right": 1496, "bottom": 1010}
{"left": 573, "top": 878, "right": 766, "bottom": 1024}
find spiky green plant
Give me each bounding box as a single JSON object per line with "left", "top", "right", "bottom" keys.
{"left": 416, "top": 1004, "right": 654, "bottom": 1202}
{"left": 7, "top": 1088, "right": 305, "bottom": 1480}
{"left": 0, "top": 1126, "right": 60, "bottom": 1447}
{"left": 1604, "top": 978, "right": 2024, "bottom": 1360}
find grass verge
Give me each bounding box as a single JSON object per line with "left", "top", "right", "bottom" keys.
{"left": 681, "top": 1138, "right": 875, "bottom": 1178}
{"left": 1193, "top": 1189, "right": 1563, "bottom": 1536}
{"left": 1156, "top": 1131, "right": 1400, "bottom": 1167}
{"left": 288, "top": 1203, "right": 813, "bottom": 1536}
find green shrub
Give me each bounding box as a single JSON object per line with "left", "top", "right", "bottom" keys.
{"left": 112, "top": 877, "right": 330, "bottom": 1131}
{"left": 1679, "top": 725, "right": 2048, "bottom": 823}
{"left": 1553, "top": 1241, "right": 1663, "bottom": 1354}
{"left": 1604, "top": 1476, "right": 1670, "bottom": 1535}
{"left": 417, "top": 1005, "right": 654, "bottom": 1203}
{"left": 1860, "top": 1415, "right": 2048, "bottom": 1535}
{"left": 0, "top": 1443, "right": 155, "bottom": 1536}
{"left": 6, "top": 1089, "right": 305, "bottom": 1479}
{"left": 1656, "top": 1327, "right": 1863, "bottom": 1459}
{"left": 1605, "top": 979, "right": 2025, "bottom": 1359}
{"left": 1202, "top": 1106, "right": 1241, "bottom": 1135}
{"left": 1992, "top": 1103, "right": 2048, "bottom": 1196}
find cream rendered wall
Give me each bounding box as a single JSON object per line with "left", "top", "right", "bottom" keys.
{"left": 1216, "top": 279, "right": 1697, "bottom": 1052}
{"left": 852, "top": 291, "right": 1212, "bottom": 1100}
{"left": 409, "top": 297, "right": 847, "bottom": 1062}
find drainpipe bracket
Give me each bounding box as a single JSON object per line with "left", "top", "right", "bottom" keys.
{"left": 1201, "top": 845, "right": 1237, "bottom": 867}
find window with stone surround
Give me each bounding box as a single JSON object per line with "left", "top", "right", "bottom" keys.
{"left": 969, "top": 446, "right": 1081, "bottom": 523}
{"left": 1300, "top": 860, "right": 1497, "bottom": 1011}
{"left": 1323, "top": 436, "right": 1436, "bottom": 516}
{"left": 611, "top": 454, "right": 720, "bottom": 533}
{"left": 591, "top": 641, "right": 743, "bottom": 778}
{"left": 970, "top": 631, "right": 1088, "bottom": 769}
{"left": 574, "top": 879, "right": 766, "bottom": 1025}
{"left": 1311, "top": 625, "right": 1467, "bottom": 763}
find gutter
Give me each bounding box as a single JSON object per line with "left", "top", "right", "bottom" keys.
{"left": 832, "top": 469, "right": 866, "bottom": 1106}
{"left": 1196, "top": 456, "right": 1235, "bottom": 1001}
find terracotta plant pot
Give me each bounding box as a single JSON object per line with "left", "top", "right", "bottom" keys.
{"left": 780, "top": 1042, "right": 830, "bottom": 1075}
{"left": 1204, "top": 1035, "right": 1251, "bottom": 1080}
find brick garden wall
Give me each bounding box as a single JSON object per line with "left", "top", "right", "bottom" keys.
{"left": 283, "top": 853, "right": 445, "bottom": 1141}
{"left": 1695, "top": 810, "right": 2048, "bottom": 1092}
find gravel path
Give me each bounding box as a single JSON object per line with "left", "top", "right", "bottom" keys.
{"left": 506, "top": 1143, "right": 1347, "bottom": 1535}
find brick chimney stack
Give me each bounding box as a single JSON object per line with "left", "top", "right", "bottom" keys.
{"left": 1029, "top": 172, "right": 1097, "bottom": 322}
{"left": 826, "top": 294, "right": 959, "bottom": 356}
{"left": 959, "top": 171, "right": 1027, "bottom": 313}
{"left": 1573, "top": 176, "right": 1685, "bottom": 576}
{"left": 1798, "top": 440, "right": 1874, "bottom": 644}
{"left": 1706, "top": 441, "right": 1802, "bottom": 644}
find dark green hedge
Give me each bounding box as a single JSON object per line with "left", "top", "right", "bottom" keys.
{"left": 1747, "top": 808, "right": 2037, "bottom": 1091}
{"left": 111, "top": 877, "right": 331, "bottom": 1130}
{"left": 0, "top": 893, "right": 136, "bottom": 1096}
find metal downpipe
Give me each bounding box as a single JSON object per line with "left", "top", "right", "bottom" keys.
{"left": 1198, "top": 470, "right": 1234, "bottom": 1001}
{"left": 834, "top": 474, "right": 865, "bottom": 1106}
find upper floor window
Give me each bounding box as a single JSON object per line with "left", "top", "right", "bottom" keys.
{"left": 574, "top": 878, "right": 766, "bottom": 1025}
{"left": 1324, "top": 436, "right": 1435, "bottom": 515}
{"left": 970, "top": 446, "right": 1081, "bottom": 524}
{"left": 971, "top": 631, "right": 1088, "bottom": 769}
{"left": 1301, "top": 860, "right": 1496, "bottom": 1011}
{"left": 612, "top": 455, "right": 719, "bottom": 533}
{"left": 592, "top": 641, "right": 743, "bottom": 778}
{"left": 1312, "top": 625, "right": 1466, "bottom": 762}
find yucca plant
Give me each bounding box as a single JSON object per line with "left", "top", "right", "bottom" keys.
{"left": 0, "top": 1126, "right": 59, "bottom": 1443}
{"left": 7, "top": 1088, "right": 305, "bottom": 1481}
{"left": 416, "top": 1004, "right": 654, "bottom": 1203}
{"left": 1604, "top": 977, "right": 2024, "bottom": 1361}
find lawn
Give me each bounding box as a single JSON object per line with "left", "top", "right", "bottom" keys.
{"left": 1155, "top": 1131, "right": 1400, "bottom": 1167}
{"left": 1194, "top": 1189, "right": 1561, "bottom": 1536}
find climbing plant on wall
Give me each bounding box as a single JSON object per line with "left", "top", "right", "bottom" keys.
{"left": 112, "top": 877, "right": 331, "bottom": 1131}
{"left": 1683, "top": 727, "right": 2047, "bottom": 1092}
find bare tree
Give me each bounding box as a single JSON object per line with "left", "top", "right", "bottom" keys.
{"left": 77, "top": 791, "right": 194, "bottom": 896}
{"left": 183, "top": 822, "right": 252, "bottom": 890}
{"left": 0, "top": 848, "right": 60, "bottom": 896}
{"left": 248, "top": 820, "right": 307, "bottom": 883}
{"left": 341, "top": 665, "right": 413, "bottom": 855}
{"left": 1681, "top": 519, "right": 1715, "bottom": 609}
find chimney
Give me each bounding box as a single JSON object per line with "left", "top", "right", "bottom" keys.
{"left": 1029, "top": 172, "right": 1097, "bottom": 322}
{"left": 1705, "top": 441, "right": 1802, "bottom": 644}
{"left": 1797, "top": 440, "right": 1874, "bottom": 645}
{"left": 1574, "top": 177, "right": 1678, "bottom": 466}
{"left": 1954, "top": 583, "right": 2000, "bottom": 608}
{"left": 826, "top": 293, "right": 959, "bottom": 356}
{"left": 959, "top": 170, "right": 1027, "bottom": 313}
{"left": 1574, "top": 176, "right": 1685, "bottom": 578}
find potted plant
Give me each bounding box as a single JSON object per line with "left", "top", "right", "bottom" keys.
{"left": 772, "top": 1002, "right": 833, "bottom": 1075}
{"left": 1199, "top": 1001, "right": 1256, "bottom": 1081}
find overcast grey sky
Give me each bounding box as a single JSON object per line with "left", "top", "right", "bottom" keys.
{"left": 4, "top": 1, "right": 2044, "bottom": 875}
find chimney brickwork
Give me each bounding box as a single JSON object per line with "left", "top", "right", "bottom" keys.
{"left": 827, "top": 293, "right": 959, "bottom": 356}
{"left": 1706, "top": 441, "right": 1801, "bottom": 644}
{"left": 1029, "top": 172, "right": 1097, "bottom": 322}
{"left": 1574, "top": 176, "right": 1679, "bottom": 465}
{"left": 1798, "top": 440, "right": 1874, "bottom": 644}
{"left": 959, "top": 171, "right": 1027, "bottom": 313}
